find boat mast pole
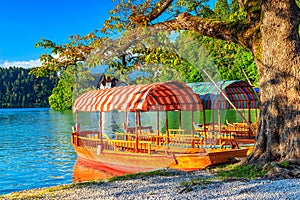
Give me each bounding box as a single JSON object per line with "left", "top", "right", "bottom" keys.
{"left": 157, "top": 109, "right": 160, "bottom": 145}
{"left": 135, "top": 111, "right": 140, "bottom": 153}
{"left": 166, "top": 111, "right": 169, "bottom": 144}
{"left": 203, "top": 103, "right": 207, "bottom": 145}
{"left": 191, "top": 108, "right": 194, "bottom": 137}
{"left": 242, "top": 69, "right": 260, "bottom": 126}
{"left": 126, "top": 111, "right": 128, "bottom": 127}
{"left": 218, "top": 101, "right": 221, "bottom": 133}
{"left": 75, "top": 110, "right": 79, "bottom": 146}
{"left": 248, "top": 101, "right": 251, "bottom": 123}
{"left": 202, "top": 69, "right": 255, "bottom": 132}
{"left": 242, "top": 69, "right": 260, "bottom": 101}
{"left": 75, "top": 110, "right": 79, "bottom": 130}
{"left": 179, "top": 111, "right": 182, "bottom": 129}
{"left": 255, "top": 106, "right": 259, "bottom": 125}
{"left": 212, "top": 105, "right": 215, "bottom": 132}
{"left": 247, "top": 101, "right": 252, "bottom": 137}
{"left": 99, "top": 111, "right": 103, "bottom": 152}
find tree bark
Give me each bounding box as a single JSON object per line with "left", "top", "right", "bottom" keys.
{"left": 248, "top": 0, "right": 300, "bottom": 163}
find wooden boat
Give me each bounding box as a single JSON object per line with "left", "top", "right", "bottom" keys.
{"left": 187, "top": 80, "right": 260, "bottom": 153}
{"left": 193, "top": 121, "right": 255, "bottom": 155}
{"left": 71, "top": 81, "right": 249, "bottom": 173}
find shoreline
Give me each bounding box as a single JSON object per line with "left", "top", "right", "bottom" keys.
{"left": 2, "top": 169, "right": 300, "bottom": 200}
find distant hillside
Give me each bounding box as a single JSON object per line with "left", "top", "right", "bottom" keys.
{"left": 0, "top": 67, "right": 58, "bottom": 108}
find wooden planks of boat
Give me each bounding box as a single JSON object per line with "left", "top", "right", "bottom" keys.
{"left": 72, "top": 140, "right": 248, "bottom": 173}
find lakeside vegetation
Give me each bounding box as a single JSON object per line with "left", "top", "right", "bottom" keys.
{"left": 0, "top": 67, "right": 58, "bottom": 108}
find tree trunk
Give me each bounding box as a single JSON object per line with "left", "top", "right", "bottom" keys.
{"left": 248, "top": 0, "right": 300, "bottom": 164}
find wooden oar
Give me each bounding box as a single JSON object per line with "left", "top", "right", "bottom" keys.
{"left": 202, "top": 69, "right": 256, "bottom": 133}
{"left": 242, "top": 69, "right": 260, "bottom": 101}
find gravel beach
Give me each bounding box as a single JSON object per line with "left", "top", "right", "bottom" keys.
{"left": 2, "top": 170, "right": 300, "bottom": 200}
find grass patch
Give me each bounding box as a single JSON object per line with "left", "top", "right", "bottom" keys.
{"left": 214, "top": 164, "right": 267, "bottom": 180}
{"left": 180, "top": 177, "right": 213, "bottom": 187}
{"left": 108, "top": 169, "right": 177, "bottom": 182}
{"left": 279, "top": 160, "right": 289, "bottom": 168}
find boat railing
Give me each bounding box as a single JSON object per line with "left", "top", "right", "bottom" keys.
{"left": 123, "top": 124, "right": 153, "bottom": 134}
{"left": 167, "top": 135, "right": 203, "bottom": 149}
{"left": 71, "top": 130, "right": 98, "bottom": 146}
{"left": 168, "top": 129, "right": 195, "bottom": 137}
{"left": 168, "top": 128, "right": 193, "bottom": 134}
{"left": 106, "top": 140, "right": 152, "bottom": 154}
{"left": 73, "top": 128, "right": 252, "bottom": 154}
{"left": 73, "top": 131, "right": 154, "bottom": 154}
{"left": 114, "top": 129, "right": 234, "bottom": 149}
{"left": 194, "top": 124, "right": 255, "bottom": 143}
{"left": 74, "top": 130, "right": 202, "bottom": 153}
{"left": 115, "top": 131, "right": 159, "bottom": 142}
{"left": 115, "top": 132, "right": 135, "bottom": 140}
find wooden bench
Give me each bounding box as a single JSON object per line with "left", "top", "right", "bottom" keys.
{"left": 108, "top": 140, "right": 153, "bottom": 154}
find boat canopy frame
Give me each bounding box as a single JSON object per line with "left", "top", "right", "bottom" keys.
{"left": 73, "top": 81, "right": 203, "bottom": 153}
{"left": 187, "top": 80, "right": 260, "bottom": 133}
{"left": 187, "top": 80, "right": 259, "bottom": 110}
{"left": 73, "top": 81, "right": 203, "bottom": 113}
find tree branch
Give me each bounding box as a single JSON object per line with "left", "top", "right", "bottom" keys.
{"left": 238, "top": 0, "right": 261, "bottom": 22}
{"left": 153, "top": 12, "right": 251, "bottom": 48}
{"left": 146, "top": 0, "right": 174, "bottom": 22}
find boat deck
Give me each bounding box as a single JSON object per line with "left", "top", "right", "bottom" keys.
{"left": 72, "top": 127, "right": 254, "bottom": 156}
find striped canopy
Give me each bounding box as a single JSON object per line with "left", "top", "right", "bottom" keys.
{"left": 187, "top": 80, "right": 260, "bottom": 110}
{"left": 73, "top": 81, "right": 203, "bottom": 112}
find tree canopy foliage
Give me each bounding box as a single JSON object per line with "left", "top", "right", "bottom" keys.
{"left": 0, "top": 67, "right": 58, "bottom": 108}
{"left": 33, "top": 0, "right": 258, "bottom": 110}
{"left": 48, "top": 71, "right": 74, "bottom": 111}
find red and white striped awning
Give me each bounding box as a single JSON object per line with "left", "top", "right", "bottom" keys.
{"left": 73, "top": 81, "right": 203, "bottom": 112}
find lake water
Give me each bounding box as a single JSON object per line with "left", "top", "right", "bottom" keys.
{"left": 0, "top": 108, "right": 257, "bottom": 194}
{"left": 0, "top": 108, "right": 78, "bottom": 194}
{"left": 0, "top": 108, "right": 169, "bottom": 194}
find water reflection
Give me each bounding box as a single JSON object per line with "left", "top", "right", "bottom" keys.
{"left": 0, "top": 108, "right": 76, "bottom": 194}
{"left": 73, "top": 159, "right": 129, "bottom": 183}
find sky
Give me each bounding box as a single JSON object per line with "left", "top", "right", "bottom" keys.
{"left": 0, "top": 0, "right": 116, "bottom": 68}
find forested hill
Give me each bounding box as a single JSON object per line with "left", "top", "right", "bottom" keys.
{"left": 0, "top": 67, "right": 58, "bottom": 108}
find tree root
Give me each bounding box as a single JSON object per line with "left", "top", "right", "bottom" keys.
{"left": 262, "top": 162, "right": 300, "bottom": 179}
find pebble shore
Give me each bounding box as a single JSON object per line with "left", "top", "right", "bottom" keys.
{"left": 2, "top": 170, "right": 300, "bottom": 200}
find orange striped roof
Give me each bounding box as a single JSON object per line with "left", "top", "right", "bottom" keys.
{"left": 73, "top": 81, "right": 203, "bottom": 112}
